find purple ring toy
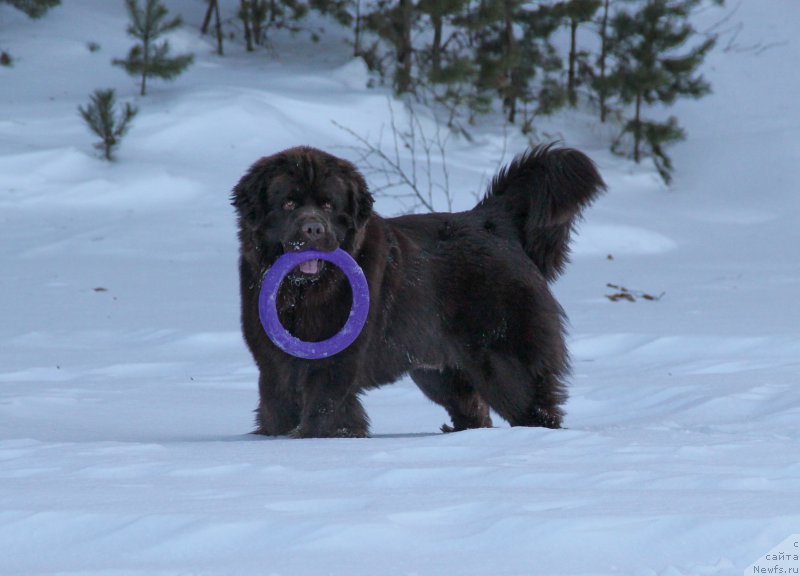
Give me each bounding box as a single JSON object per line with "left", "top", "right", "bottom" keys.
{"left": 258, "top": 249, "right": 370, "bottom": 359}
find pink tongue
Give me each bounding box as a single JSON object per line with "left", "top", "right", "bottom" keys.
{"left": 299, "top": 259, "right": 321, "bottom": 274}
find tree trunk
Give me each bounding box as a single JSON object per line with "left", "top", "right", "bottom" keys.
{"left": 201, "top": 0, "right": 214, "bottom": 34}
{"left": 396, "top": 0, "right": 414, "bottom": 94}
{"left": 431, "top": 11, "right": 443, "bottom": 80}
{"left": 213, "top": 0, "right": 223, "bottom": 56}
{"left": 240, "top": 0, "right": 254, "bottom": 52}
{"left": 353, "top": 0, "right": 361, "bottom": 56}
{"left": 253, "top": 0, "right": 266, "bottom": 46}
{"left": 568, "top": 17, "right": 578, "bottom": 107}
{"left": 140, "top": 32, "right": 150, "bottom": 96}
{"left": 598, "top": 0, "right": 609, "bottom": 122}
{"left": 503, "top": 2, "right": 516, "bottom": 123}
{"left": 634, "top": 92, "right": 642, "bottom": 163}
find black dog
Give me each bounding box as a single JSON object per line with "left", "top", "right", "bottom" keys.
{"left": 232, "top": 145, "right": 605, "bottom": 437}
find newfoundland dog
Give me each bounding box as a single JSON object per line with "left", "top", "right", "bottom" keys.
{"left": 232, "top": 145, "right": 605, "bottom": 438}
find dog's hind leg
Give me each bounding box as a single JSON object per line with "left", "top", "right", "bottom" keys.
{"left": 411, "top": 368, "right": 493, "bottom": 432}
{"left": 465, "top": 353, "right": 567, "bottom": 430}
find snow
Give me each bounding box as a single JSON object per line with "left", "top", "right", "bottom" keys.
{"left": 1, "top": 1, "right": 799, "bottom": 574}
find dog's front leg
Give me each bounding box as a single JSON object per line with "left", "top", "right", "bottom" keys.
{"left": 254, "top": 366, "right": 302, "bottom": 435}
{"left": 291, "top": 362, "right": 369, "bottom": 438}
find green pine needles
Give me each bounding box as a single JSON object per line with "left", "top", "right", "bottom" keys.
{"left": 6, "top": 0, "right": 722, "bottom": 182}
{"left": 351, "top": 0, "right": 722, "bottom": 185}
{"left": 78, "top": 89, "right": 138, "bottom": 161}
{"left": 113, "top": 0, "right": 194, "bottom": 96}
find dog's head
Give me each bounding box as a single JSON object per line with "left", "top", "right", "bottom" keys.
{"left": 232, "top": 146, "right": 374, "bottom": 278}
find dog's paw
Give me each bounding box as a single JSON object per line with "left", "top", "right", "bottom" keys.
{"left": 289, "top": 425, "right": 368, "bottom": 439}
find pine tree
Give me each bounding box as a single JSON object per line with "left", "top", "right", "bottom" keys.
{"left": 238, "top": 0, "right": 310, "bottom": 49}
{"left": 605, "top": 0, "right": 716, "bottom": 183}
{"left": 112, "top": 0, "right": 194, "bottom": 96}
{"left": 78, "top": 89, "right": 138, "bottom": 161}
{"left": 471, "top": 1, "right": 563, "bottom": 129}
{"left": 414, "top": 0, "right": 478, "bottom": 130}
{"left": 416, "top": 0, "right": 469, "bottom": 82}
{"left": 0, "top": 0, "right": 59, "bottom": 18}
{"left": 361, "top": 0, "right": 419, "bottom": 95}
{"left": 357, "top": 1, "right": 567, "bottom": 133}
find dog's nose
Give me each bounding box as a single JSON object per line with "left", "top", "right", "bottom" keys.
{"left": 302, "top": 220, "right": 326, "bottom": 240}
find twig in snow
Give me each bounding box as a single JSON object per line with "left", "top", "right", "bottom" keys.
{"left": 606, "top": 283, "right": 665, "bottom": 303}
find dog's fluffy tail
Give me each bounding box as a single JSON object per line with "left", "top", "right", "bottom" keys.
{"left": 476, "top": 144, "right": 606, "bottom": 281}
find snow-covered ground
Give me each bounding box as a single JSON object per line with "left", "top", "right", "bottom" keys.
{"left": 1, "top": 1, "right": 799, "bottom": 574}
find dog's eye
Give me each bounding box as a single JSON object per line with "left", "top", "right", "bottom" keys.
{"left": 321, "top": 201, "right": 333, "bottom": 211}
{"left": 282, "top": 200, "right": 297, "bottom": 211}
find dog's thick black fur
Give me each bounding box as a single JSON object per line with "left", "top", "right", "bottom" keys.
{"left": 232, "top": 145, "right": 605, "bottom": 438}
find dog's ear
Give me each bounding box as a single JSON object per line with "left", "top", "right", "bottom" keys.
{"left": 345, "top": 162, "right": 374, "bottom": 227}
{"left": 231, "top": 154, "right": 283, "bottom": 225}
{"left": 355, "top": 179, "right": 374, "bottom": 226}
{"left": 326, "top": 155, "right": 373, "bottom": 227}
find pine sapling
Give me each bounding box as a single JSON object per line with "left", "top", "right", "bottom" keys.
{"left": 113, "top": 0, "right": 194, "bottom": 96}
{"left": 604, "top": 0, "right": 717, "bottom": 184}
{"left": 78, "top": 89, "right": 138, "bottom": 161}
